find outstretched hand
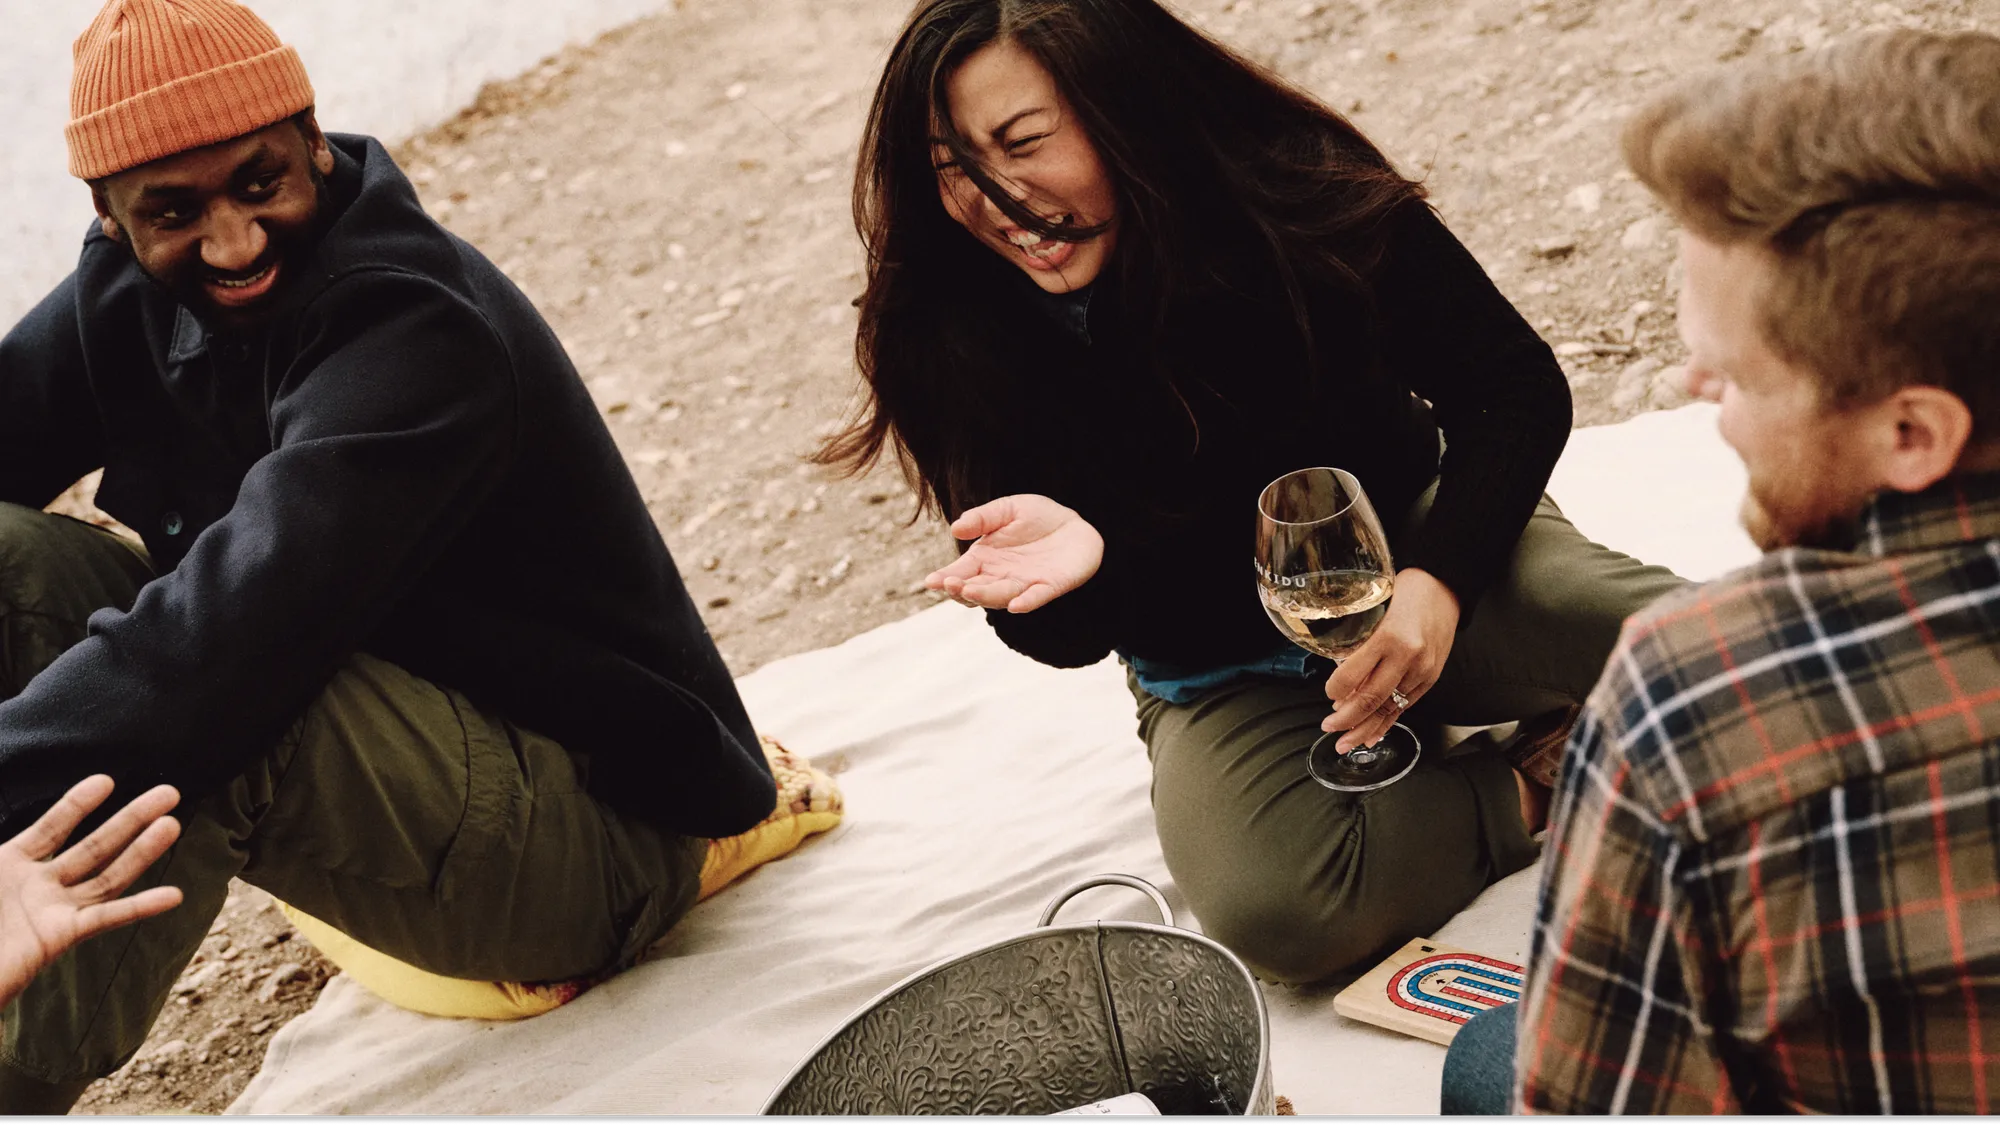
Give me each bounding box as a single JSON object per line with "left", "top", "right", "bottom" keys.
{"left": 0, "top": 776, "right": 183, "bottom": 1008}
{"left": 924, "top": 494, "right": 1104, "bottom": 613}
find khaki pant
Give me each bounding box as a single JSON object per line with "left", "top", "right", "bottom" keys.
{"left": 0, "top": 504, "right": 703, "bottom": 1097}
{"left": 1139, "top": 492, "right": 1685, "bottom": 983}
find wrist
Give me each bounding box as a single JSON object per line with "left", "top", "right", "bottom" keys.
{"left": 1397, "top": 566, "right": 1460, "bottom": 621}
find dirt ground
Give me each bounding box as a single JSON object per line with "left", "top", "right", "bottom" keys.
{"left": 55, "top": 0, "right": 1991, "bottom": 1112}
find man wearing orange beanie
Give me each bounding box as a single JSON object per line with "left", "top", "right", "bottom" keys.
{"left": 0, "top": 0, "right": 782, "bottom": 1109}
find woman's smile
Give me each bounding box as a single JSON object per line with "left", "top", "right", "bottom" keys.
{"left": 934, "top": 38, "right": 1120, "bottom": 293}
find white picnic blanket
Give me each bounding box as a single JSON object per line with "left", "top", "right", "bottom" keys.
{"left": 229, "top": 404, "right": 1757, "bottom": 1115}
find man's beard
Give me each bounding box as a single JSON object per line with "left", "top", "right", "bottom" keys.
{"left": 1740, "top": 476, "right": 1865, "bottom": 552}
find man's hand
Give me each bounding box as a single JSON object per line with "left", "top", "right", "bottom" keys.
{"left": 1322, "top": 568, "right": 1461, "bottom": 751}
{"left": 0, "top": 776, "right": 183, "bottom": 1008}
{"left": 924, "top": 494, "right": 1105, "bottom": 613}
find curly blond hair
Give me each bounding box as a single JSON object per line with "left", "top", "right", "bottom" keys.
{"left": 1625, "top": 29, "right": 2000, "bottom": 433}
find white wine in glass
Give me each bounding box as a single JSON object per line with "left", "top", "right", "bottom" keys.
{"left": 1255, "top": 467, "right": 1421, "bottom": 792}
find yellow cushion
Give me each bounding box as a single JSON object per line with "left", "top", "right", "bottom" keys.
{"left": 700, "top": 735, "right": 845, "bottom": 900}
{"left": 281, "top": 902, "right": 586, "bottom": 1021}
{"left": 279, "top": 735, "right": 844, "bottom": 1021}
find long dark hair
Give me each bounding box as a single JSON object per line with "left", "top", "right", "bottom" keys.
{"left": 816, "top": 0, "right": 1425, "bottom": 518}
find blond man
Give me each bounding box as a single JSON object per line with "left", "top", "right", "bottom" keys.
{"left": 1443, "top": 27, "right": 2000, "bottom": 1114}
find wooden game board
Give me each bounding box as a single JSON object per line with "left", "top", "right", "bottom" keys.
{"left": 1331, "top": 938, "right": 1524, "bottom": 1046}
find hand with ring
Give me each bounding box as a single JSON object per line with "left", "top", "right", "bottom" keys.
{"left": 1322, "top": 568, "right": 1461, "bottom": 753}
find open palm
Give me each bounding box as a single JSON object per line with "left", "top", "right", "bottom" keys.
{"left": 925, "top": 494, "right": 1104, "bottom": 613}
{"left": 0, "top": 776, "right": 183, "bottom": 1008}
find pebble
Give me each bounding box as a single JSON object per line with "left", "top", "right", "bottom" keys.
{"left": 827, "top": 555, "right": 852, "bottom": 584}
{"left": 1611, "top": 357, "right": 1664, "bottom": 412}
{"left": 717, "top": 288, "right": 747, "bottom": 309}
{"left": 802, "top": 168, "right": 837, "bottom": 185}
{"left": 726, "top": 82, "right": 749, "bottom": 100}
{"left": 1566, "top": 183, "right": 1604, "bottom": 214}
{"left": 681, "top": 499, "right": 730, "bottom": 537}
{"left": 249, "top": 1019, "right": 274, "bottom": 1035}
{"left": 1531, "top": 236, "right": 1577, "bottom": 260}
{"left": 257, "top": 962, "right": 306, "bottom": 1003}
{"left": 708, "top": 595, "right": 732, "bottom": 609}
{"left": 1620, "top": 215, "right": 1665, "bottom": 250}
{"left": 172, "top": 962, "right": 225, "bottom": 996}
{"left": 690, "top": 309, "right": 734, "bottom": 329}
{"left": 664, "top": 140, "right": 689, "bottom": 158}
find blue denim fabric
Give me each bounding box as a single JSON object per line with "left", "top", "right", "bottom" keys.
{"left": 1120, "top": 644, "right": 1326, "bottom": 704}
{"left": 1441, "top": 1002, "right": 1519, "bottom": 1114}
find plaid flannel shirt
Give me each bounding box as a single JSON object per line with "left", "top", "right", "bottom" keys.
{"left": 1515, "top": 471, "right": 2000, "bottom": 1114}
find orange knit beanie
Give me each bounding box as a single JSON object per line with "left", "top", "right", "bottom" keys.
{"left": 66, "top": 0, "right": 315, "bottom": 181}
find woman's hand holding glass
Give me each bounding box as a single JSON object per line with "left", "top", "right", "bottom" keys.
{"left": 1321, "top": 566, "right": 1460, "bottom": 751}
{"left": 923, "top": 493, "right": 1104, "bottom": 613}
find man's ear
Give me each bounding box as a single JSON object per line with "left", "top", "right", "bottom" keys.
{"left": 299, "top": 109, "right": 334, "bottom": 177}
{"left": 1878, "top": 384, "right": 1974, "bottom": 494}
{"left": 90, "top": 185, "right": 125, "bottom": 243}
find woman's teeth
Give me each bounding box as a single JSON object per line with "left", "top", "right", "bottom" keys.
{"left": 1003, "top": 218, "right": 1076, "bottom": 257}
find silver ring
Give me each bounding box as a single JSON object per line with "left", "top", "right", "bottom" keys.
{"left": 1389, "top": 689, "right": 1412, "bottom": 712}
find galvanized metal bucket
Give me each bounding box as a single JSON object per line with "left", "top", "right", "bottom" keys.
{"left": 763, "top": 874, "right": 1273, "bottom": 1115}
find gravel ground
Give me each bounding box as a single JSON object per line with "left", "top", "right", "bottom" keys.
{"left": 46, "top": 0, "right": 1996, "bottom": 1112}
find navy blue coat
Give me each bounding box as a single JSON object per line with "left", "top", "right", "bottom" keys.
{"left": 0, "top": 135, "right": 774, "bottom": 838}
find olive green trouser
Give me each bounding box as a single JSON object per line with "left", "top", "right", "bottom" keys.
{"left": 1138, "top": 492, "right": 1686, "bottom": 984}
{"left": 0, "top": 503, "right": 705, "bottom": 1102}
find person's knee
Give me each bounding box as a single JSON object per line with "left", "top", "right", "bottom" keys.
{"left": 1187, "top": 880, "right": 1386, "bottom": 984}
{"left": 0, "top": 502, "right": 63, "bottom": 572}
{"left": 1440, "top": 1002, "right": 1520, "bottom": 1114}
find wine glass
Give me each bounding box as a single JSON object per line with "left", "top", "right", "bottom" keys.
{"left": 1255, "top": 467, "right": 1421, "bottom": 792}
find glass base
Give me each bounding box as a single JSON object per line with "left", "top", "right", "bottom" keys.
{"left": 1307, "top": 723, "right": 1422, "bottom": 792}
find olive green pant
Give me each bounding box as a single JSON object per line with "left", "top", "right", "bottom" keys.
{"left": 0, "top": 503, "right": 704, "bottom": 1103}
{"left": 1138, "top": 493, "right": 1685, "bottom": 984}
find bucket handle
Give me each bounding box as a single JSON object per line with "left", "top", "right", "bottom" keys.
{"left": 1037, "top": 874, "right": 1175, "bottom": 929}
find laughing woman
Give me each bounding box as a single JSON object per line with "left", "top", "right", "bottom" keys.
{"left": 818, "top": 0, "right": 1685, "bottom": 982}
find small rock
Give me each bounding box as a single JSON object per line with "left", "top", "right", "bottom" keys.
{"left": 1531, "top": 237, "right": 1577, "bottom": 260}
{"left": 258, "top": 962, "right": 306, "bottom": 1003}
{"left": 1621, "top": 215, "right": 1665, "bottom": 250}
{"left": 1611, "top": 357, "right": 1664, "bottom": 412}
{"left": 1554, "top": 341, "right": 1594, "bottom": 357}
{"left": 828, "top": 555, "right": 853, "bottom": 584}
{"left": 667, "top": 242, "right": 688, "bottom": 261}
{"left": 207, "top": 917, "right": 228, "bottom": 936}
{"left": 248, "top": 1019, "right": 274, "bottom": 1035}
{"left": 632, "top": 448, "right": 670, "bottom": 467}
{"left": 690, "top": 309, "right": 734, "bottom": 329}
{"left": 172, "top": 962, "right": 225, "bottom": 996}
{"left": 766, "top": 565, "right": 802, "bottom": 598}
{"left": 664, "top": 140, "right": 689, "bottom": 158}
{"left": 1650, "top": 365, "right": 1692, "bottom": 406}
{"left": 717, "top": 288, "right": 747, "bottom": 309}
{"left": 802, "top": 168, "right": 837, "bottom": 185}
{"left": 725, "top": 82, "right": 748, "bottom": 100}
{"left": 701, "top": 555, "right": 721, "bottom": 571}
{"left": 707, "top": 595, "right": 733, "bottom": 609}
{"left": 147, "top": 1039, "right": 190, "bottom": 1063}
{"left": 681, "top": 499, "right": 730, "bottom": 537}
{"left": 1566, "top": 183, "right": 1604, "bottom": 214}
